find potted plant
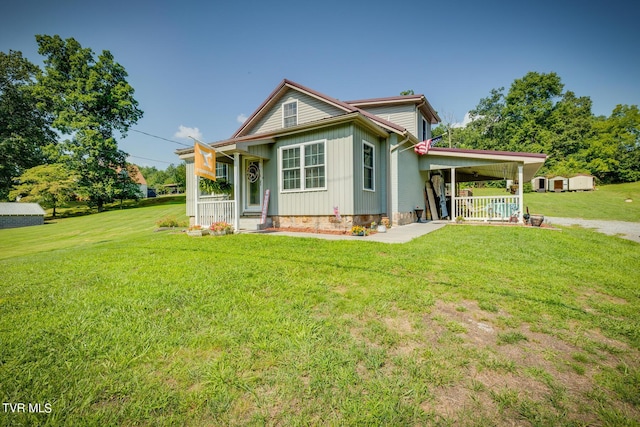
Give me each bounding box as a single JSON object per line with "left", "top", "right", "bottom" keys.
{"left": 351, "top": 225, "right": 368, "bottom": 236}
{"left": 380, "top": 217, "right": 391, "bottom": 229}
{"left": 209, "top": 221, "right": 234, "bottom": 235}
{"left": 187, "top": 224, "right": 209, "bottom": 237}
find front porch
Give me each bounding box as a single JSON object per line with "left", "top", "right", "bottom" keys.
{"left": 195, "top": 197, "right": 271, "bottom": 231}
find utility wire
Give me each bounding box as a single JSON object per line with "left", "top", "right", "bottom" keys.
{"left": 131, "top": 129, "right": 191, "bottom": 147}
{"left": 126, "top": 154, "right": 174, "bottom": 165}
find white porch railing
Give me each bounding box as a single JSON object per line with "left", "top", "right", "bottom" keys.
{"left": 454, "top": 195, "right": 520, "bottom": 221}
{"left": 197, "top": 197, "right": 235, "bottom": 227}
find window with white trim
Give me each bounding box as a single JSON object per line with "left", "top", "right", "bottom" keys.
{"left": 280, "top": 140, "right": 326, "bottom": 192}
{"left": 363, "top": 140, "right": 375, "bottom": 191}
{"left": 283, "top": 101, "right": 298, "bottom": 128}
{"left": 216, "top": 163, "right": 229, "bottom": 181}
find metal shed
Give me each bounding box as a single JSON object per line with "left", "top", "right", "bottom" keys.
{"left": 547, "top": 176, "right": 568, "bottom": 192}
{"left": 568, "top": 174, "right": 595, "bottom": 191}
{"left": 531, "top": 176, "right": 547, "bottom": 192}
{"left": 0, "top": 203, "right": 46, "bottom": 229}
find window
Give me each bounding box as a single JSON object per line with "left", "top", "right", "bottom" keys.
{"left": 280, "top": 140, "right": 325, "bottom": 192}
{"left": 283, "top": 101, "right": 297, "bottom": 128}
{"left": 422, "top": 118, "right": 428, "bottom": 141}
{"left": 216, "top": 163, "right": 229, "bottom": 181}
{"left": 363, "top": 141, "right": 375, "bottom": 191}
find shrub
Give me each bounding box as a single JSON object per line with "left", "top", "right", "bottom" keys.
{"left": 156, "top": 215, "right": 181, "bottom": 228}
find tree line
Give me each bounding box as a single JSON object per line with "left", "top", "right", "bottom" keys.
{"left": 433, "top": 71, "right": 639, "bottom": 183}
{"left": 1, "top": 35, "right": 143, "bottom": 213}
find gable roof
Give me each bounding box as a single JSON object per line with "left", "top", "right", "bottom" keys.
{"left": 346, "top": 94, "right": 441, "bottom": 124}
{"left": 128, "top": 164, "right": 147, "bottom": 185}
{"left": 0, "top": 202, "right": 46, "bottom": 216}
{"left": 232, "top": 79, "right": 424, "bottom": 138}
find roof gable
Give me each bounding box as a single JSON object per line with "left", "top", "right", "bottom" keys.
{"left": 232, "top": 79, "right": 409, "bottom": 138}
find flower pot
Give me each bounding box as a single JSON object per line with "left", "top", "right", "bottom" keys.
{"left": 530, "top": 214, "right": 544, "bottom": 227}
{"left": 377, "top": 225, "right": 387, "bottom": 233}
{"left": 187, "top": 229, "right": 209, "bottom": 237}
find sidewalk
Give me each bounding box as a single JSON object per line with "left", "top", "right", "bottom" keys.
{"left": 260, "top": 220, "right": 449, "bottom": 244}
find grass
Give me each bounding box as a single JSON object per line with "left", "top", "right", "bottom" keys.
{"left": 472, "top": 181, "right": 640, "bottom": 222}
{"left": 1, "top": 197, "right": 639, "bottom": 425}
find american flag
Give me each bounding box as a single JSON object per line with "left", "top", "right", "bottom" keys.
{"left": 414, "top": 134, "right": 444, "bottom": 155}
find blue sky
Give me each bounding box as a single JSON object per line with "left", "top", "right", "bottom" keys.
{"left": 2, "top": 0, "right": 639, "bottom": 169}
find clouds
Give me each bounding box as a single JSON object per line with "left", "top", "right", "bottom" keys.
{"left": 174, "top": 125, "right": 203, "bottom": 141}
{"left": 236, "top": 114, "right": 248, "bottom": 124}
{"left": 452, "top": 112, "right": 474, "bottom": 128}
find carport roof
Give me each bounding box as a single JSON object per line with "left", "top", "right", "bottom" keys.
{"left": 420, "top": 147, "right": 547, "bottom": 182}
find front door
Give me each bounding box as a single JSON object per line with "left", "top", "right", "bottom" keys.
{"left": 244, "top": 158, "right": 262, "bottom": 212}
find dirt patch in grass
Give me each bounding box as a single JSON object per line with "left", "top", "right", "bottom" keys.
{"left": 422, "top": 300, "right": 640, "bottom": 424}
{"left": 342, "top": 301, "right": 640, "bottom": 425}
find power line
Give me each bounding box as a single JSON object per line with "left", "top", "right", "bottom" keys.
{"left": 131, "top": 129, "right": 191, "bottom": 147}
{"left": 126, "top": 154, "right": 175, "bottom": 165}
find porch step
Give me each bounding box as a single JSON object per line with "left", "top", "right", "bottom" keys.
{"left": 238, "top": 216, "right": 272, "bottom": 231}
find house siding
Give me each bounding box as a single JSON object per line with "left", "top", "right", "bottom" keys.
{"left": 249, "top": 89, "right": 345, "bottom": 135}
{"left": 391, "top": 137, "right": 428, "bottom": 224}
{"left": 269, "top": 124, "right": 354, "bottom": 216}
{"left": 186, "top": 160, "right": 195, "bottom": 217}
{"left": 359, "top": 105, "right": 417, "bottom": 136}
{"left": 353, "top": 124, "right": 386, "bottom": 215}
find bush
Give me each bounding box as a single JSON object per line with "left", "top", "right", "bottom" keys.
{"left": 156, "top": 215, "right": 182, "bottom": 228}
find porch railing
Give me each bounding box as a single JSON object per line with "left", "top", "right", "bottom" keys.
{"left": 197, "top": 197, "right": 235, "bottom": 227}
{"left": 453, "top": 195, "right": 520, "bottom": 221}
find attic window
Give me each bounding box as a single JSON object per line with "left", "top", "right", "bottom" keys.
{"left": 283, "top": 101, "right": 297, "bottom": 128}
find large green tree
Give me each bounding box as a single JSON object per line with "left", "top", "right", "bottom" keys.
{"left": 580, "top": 105, "right": 640, "bottom": 183}
{"left": 0, "top": 50, "right": 55, "bottom": 199}
{"left": 34, "top": 35, "right": 143, "bottom": 211}
{"left": 8, "top": 163, "right": 79, "bottom": 217}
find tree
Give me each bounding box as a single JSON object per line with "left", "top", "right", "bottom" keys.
{"left": 34, "top": 35, "right": 143, "bottom": 211}
{"left": 114, "top": 164, "right": 143, "bottom": 207}
{"left": 582, "top": 105, "right": 640, "bottom": 183}
{"left": 8, "top": 163, "right": 78, "bottom": 217}
{"left": 0, "top": 50, "right": 55, "bottom": 199}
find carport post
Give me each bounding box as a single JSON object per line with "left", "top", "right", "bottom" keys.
{"left": 518, "top": 164, "right": 524, "bottom": 223}
{"left": 450, "top": 167, "right": 456, "bottom": 221}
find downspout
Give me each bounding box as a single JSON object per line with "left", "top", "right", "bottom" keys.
{"left": 390, "top": 131, "right": 411, "bottom": 152}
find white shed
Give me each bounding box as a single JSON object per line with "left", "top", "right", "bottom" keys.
{"left": 0, "top": 203, "right": 46, "bottom": 229}
{"left": 531, "top": 176, "right": 547, "bottom": 192}
{"left": 547, "top": 176, "right": 568, "bottom": 192}
{"left": 568, "top": 174, "right": 595, "bottom": 191}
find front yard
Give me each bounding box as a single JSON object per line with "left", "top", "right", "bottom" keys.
{"left": 1, "top": 200, "right": 639, "bottom": 425}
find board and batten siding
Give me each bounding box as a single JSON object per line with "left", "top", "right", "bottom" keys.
{"left": 248, "top": 89, "right": 345, "bottom": 135}
{"left": 352, "top": 124, "right": 386, "bottom": 215}
{"left": 391, "top": 136, "right": 428, "bottom": 217}
{"left": 359, "top": 105, "right": 417, "bottom": 136}
{"left": 185, "top": 160, "right": 195, "bottom": 216}
{"left": 270, "top": 124, "right": 354, "bottom": 216}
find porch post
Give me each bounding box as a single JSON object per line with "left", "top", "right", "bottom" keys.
{"left": 450, "top": 167, "right": 456, "bottom": 221}
{"left": 194, "top": 175, "right": 200, "bottom": 226}
{"left": 518, "top": 163, "right": 524, "bottom": 223}
{"left": 233, "top": 153, "right": 240, "bottom": 232}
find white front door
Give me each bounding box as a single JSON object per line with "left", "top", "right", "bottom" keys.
{"left": 244, "top": 158, "right": 262, "bottom": 212}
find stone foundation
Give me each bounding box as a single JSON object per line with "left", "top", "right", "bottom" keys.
{"left": 393, "top": 211, "right": 417, "bottom": 226}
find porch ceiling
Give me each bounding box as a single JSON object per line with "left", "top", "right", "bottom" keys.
{"left": 419, "top": 147, "right": 546, "bottom": 182}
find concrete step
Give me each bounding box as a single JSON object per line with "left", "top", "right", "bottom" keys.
{"left": 238, "top": 216, "right": 272, "bottom": 231}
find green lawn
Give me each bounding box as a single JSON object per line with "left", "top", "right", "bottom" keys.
{"left": 1, "top": 198, "right": 639, "bottom": 425}
{"left": 473, "top": 181, "right": 640, "bottom": 222}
